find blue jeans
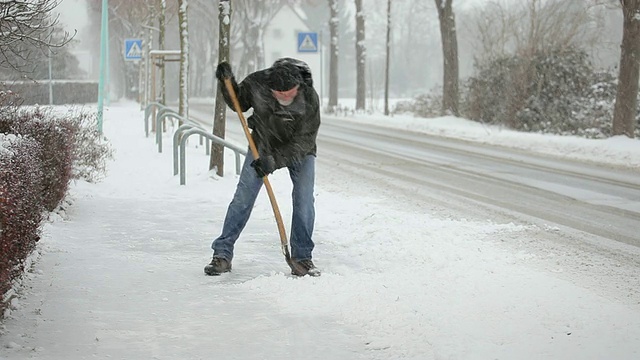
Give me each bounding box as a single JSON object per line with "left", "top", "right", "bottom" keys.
{"left": 211, "top": 151, "right": 316, "bottom": 262}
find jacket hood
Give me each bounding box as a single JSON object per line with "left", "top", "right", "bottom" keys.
{"left": 269, "top": 58, "right": 313, "bottom": 89}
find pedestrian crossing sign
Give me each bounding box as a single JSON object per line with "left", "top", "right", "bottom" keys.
{"left": 297, "top": 32, "right": 318, "bottom": 53}
{"left": 124, "top": 38, "right": 143, "bottom": 60}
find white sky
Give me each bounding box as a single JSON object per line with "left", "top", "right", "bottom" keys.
{"left": 56, "top": 0, "right": 88, "bottom": 34}
{"left": 1, "top": 101, "right": 639, "bottom": 359}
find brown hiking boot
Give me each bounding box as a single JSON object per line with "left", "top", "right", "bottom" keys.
{"left": 291, "top": 259, "right": 321, "bottom": 277}
{"left": 204, "top": 257, "right": 231, "bottom": 276}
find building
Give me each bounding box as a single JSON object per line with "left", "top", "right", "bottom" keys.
{"left": 263, "top": 5, "right": 324, "bottom": 100}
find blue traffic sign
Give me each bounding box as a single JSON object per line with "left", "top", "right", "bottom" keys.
{"left": 124, "top": 38, "right": 143, "bottom": 60}
{"left": 297, "top": 32, "right": 318, "bottom": 53}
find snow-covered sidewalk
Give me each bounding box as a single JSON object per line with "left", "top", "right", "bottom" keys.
{"left": 1, "top": 101, "right": 639, "bottom": 359}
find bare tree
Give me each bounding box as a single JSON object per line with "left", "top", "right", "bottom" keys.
{"left": 434, "top": 0, "right": 459, "bottom": 116}
{"left": 472, "top": 2, "right": 520, "bottom": 60}
{"left": 383, "top": 1, "right": 435, "bottom": 96}
{"left": 473, "top": 0, "right": 604, "bottom": 61}
{"left": 469, "top": 0, "right": 634, "bottom": 136}
{"left": 210, "top": 0, "right": 231, "bottom": 175}
{"left": 612, "top": 0, "right": 639, "bottom": 138}
{"left": 328, "top": 0, "right": 339, "bottom": 110}
{"left": 0, "top": 0, "right": 74, "bottom": 72}
{"left": 177, "top": 0, "right": 189, "bottom": 119}
{"left": 188, "top": 0, "right": 218, "bottom": 97}
{"left": 354, "top": 0, "right": 366, "bottom": 111}
{"left": 232, "top": 0, "right": 283, "bottom": 78}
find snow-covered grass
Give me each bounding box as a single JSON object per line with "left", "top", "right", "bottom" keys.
{"left": 0, "top": 101, "right": 639, "bottom": 359}
{"left": 347, "top": 112, "right": 640, "bottom": 169}
{"left": 320, "top": 97, "right": 640, "bottom": 169}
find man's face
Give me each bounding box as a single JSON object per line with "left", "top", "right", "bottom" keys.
{"left": 272, "top": 85, "right": 299, "bottom": 106}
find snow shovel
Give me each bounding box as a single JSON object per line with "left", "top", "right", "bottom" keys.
{"left": 222, "top": 78, "right": 306, "bottom": 276}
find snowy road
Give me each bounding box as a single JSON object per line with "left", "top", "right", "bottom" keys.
{"left": 318, "top": 118, "right": 640, "bottom": 248}
{"left": 191, "top": 104, "right": 640, "bottom": 248}
{"left": 191, "top": 104, "right": 640, "bottom": 304}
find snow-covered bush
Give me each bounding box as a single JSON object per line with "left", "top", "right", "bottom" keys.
{"left": 393, "top": 91, "right": 442, "bottom": 118}
{"left": 8, "top": 108, "right": 77, "bottom": 211}
{"left": 515, "top": 49, "right": 594, "bottom": 134}
{"left": 0, "top": 134, "right": 44, "bottom": 313}
{"left": 67, "top": 110, "right": 113, "bottom": 183}
{"left": 0, "top": 101, "right": 112, "bottom": 316}
{"left": 463, "top": 47, "right": 640, "bottom": 138}
{"left": 2, "top": 106, "right": 113, "bottom": 193}
{"left": 463, "top": 55, "right": 521, "bottom": 127}
{"left": 0, "top": 82, "right": 98, "bottom": 105}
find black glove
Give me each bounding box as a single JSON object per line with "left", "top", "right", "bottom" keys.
{"left": 250, "top": 156, "right": 276, "bottom": 178}
{"left": 215, "top": 62, "right": 234, "bottom": 81}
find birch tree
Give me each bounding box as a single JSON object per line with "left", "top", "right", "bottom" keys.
{"left": 355, "top": 0, "right": 366, "bottom": 111}
{"left": 612, "top": 0, "right": 640, "bottom": 138}
{"left": 435, "top": 0, "right": 459, "bottom": 116}
{"left": 177, "top": 0, "right": 189, "bottom": 119}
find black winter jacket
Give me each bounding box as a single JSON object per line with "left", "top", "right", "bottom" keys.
{"left": 220, "top": 61, "right": 321, "bottom": 171}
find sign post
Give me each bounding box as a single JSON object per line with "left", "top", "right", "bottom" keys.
{"left": 97, "top": 0, "right": 109, "bottom": 133}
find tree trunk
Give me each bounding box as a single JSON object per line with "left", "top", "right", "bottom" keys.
{"left": 328, "top": 0, "right": 339, "bottom": 111}
{"left": 210, "top": 0, "right": 231, "bottom": 175}
{"left": 384, "top": 0, "right": 391, "bottom": 116}
{"left": 613, "top": 0, "right": 640, "bottom": 138}
{"left": 355, "top": 0, "right": 366, "bottom": 111}
{"left": 241, "top": 22, "right": 259, "bottom": 76}
{"left": 435, "top": 0, "right": 459, "bottom": 116}
{"left": 177, "top": 0, "right": 189, "bottom": 120}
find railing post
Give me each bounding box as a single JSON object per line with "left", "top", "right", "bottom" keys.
{"left": 177, "top": 128, "right": 246, "bottom": 185}
{"left": 180, "top": 133, "right": 188, "bottom": 185}
{"left": 144, "top": 102, "right": 174, "bottom": 138}
{"left": 234, "top": 152, "right": 241, "bottom": 175}
{"left": 156, "top": 111, "right": 181, "bottom": 153}
{"left": 173, "top": 124, "right": 195, "bottom": 175}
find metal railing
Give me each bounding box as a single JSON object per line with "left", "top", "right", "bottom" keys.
{"left": 144, "top": 102, "right": 176, "bottom": 137}
{"left": 155, "top": 111, "right": 211, "bottom": 153}
{"left": 144, "top": 103, "right": 246, "bottom": 185}
{"left": 175, "top": 126, "right": 246, "bottom": 185}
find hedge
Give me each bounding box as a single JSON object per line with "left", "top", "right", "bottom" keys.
{"left": 0, "top": 99, "right": 112, "bottom": 317}
{"left": 0, "top": 134, "right": 44, "bottom": 307}
{"left": 0, "top": 80, "right": 99, "bottom": 105}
